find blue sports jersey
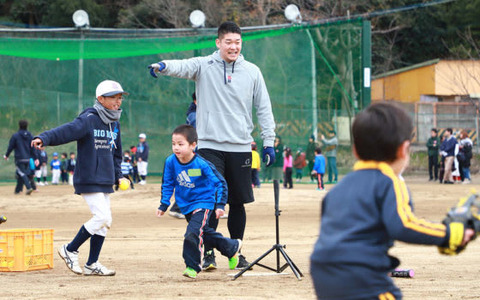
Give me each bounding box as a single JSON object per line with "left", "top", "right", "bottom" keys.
{"left": 313, "top": 154, "right": 326, "bottom": 174}
{"left": 51, "top": 159, "right": 61, "bottom": 170}
{"left": 159, "top": 153, "right": 227, "bottom": 215}
{"left": 310, "top": 161, "right": 449, "bottom": 299}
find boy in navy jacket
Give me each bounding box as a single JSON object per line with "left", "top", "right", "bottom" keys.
{"left": 156, "top": 124, "right": 242, "bottom": 279}
{"left": 32, "top": 80, "right": 129, "bottom": 276}
{"left": 310, "top": 102, "right": 475, "bottom": 299}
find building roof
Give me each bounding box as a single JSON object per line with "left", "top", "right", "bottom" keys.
{"left": 372, "top": 58, "right": 440, "bottom": 80}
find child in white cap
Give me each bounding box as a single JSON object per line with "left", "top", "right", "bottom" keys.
{"left": 32, "top": 80, "right": 129, "bottom": 276}
{"left": 137, "top": 132, "right": 149, "bottom": 185}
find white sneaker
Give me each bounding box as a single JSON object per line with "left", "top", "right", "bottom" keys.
{"left": 139, "top": 180, "right": 146, "bottom": 185}
{"left": 168, "top": 211, "right": 185, "bottom": 219}
{"left": 462, "top": 179, "right": 471, "bottom": 184}
{"left": 58, "top": 244, "right": 82, "bottom": 275}
{"left": 44, "top": 182, "right": 48, "bottom": 186}
{"left": 84, "top": 261, "right": 116, "bottom": 276}
{"left": 37, "top": 182, "right": 44, "bottom": 186}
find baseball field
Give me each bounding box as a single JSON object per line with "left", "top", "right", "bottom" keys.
{"left": 1, "top": 176, "right": 479, "bottom": 299}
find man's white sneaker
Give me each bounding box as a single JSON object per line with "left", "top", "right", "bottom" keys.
{"left": 139, "top": 180, "right": 146, "bottom": 185}
{"left": 58, "top": 244, "right": 82, "bottom": 275}
{"left": 84, "top": 262, "right": 116, "bottom": 276}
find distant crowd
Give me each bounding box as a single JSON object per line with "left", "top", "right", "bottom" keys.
{"left": 426, "top": 128, "right": 473, "bottom": 184}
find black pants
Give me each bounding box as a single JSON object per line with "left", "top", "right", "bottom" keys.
{"left": 15, "top": 161, "right": 32, "bottom": 193}
{"left": 196, "top": 149, "right": 253, "bottom": 253}
{"left": 428, "top": 155, "right": 438, "bottom": 180}
{"left": 283, "top": 167, "right": 293, "bottom": 188}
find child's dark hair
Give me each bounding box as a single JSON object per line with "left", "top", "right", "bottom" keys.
{"left": 353, "top": 102, "right": 413, "bottom": 162}
{"left": 218, "top": 21, "right": 241, "bottom": 38}
{"left": 446, "top": 128, "right": 453, "bottom": 134}
{"left": 69, "top": 152, "right": 75, "bottom": 156}
{"left": 61, "top": 152, "right": 67, "bottom": 158}
{"left": 285, "top": 147, "right": 292, "bottom": 157}
{"left": 173, "top": 124, "right": 197, "bottom": 144}
{"left": 431, "top": 128, "right": 437, "bottom": 133}
{"left": 19, "top": 120, "right": 28, "bottom": 130}
{"left": 315, "top": 147, "right": 322, "bottom": 154}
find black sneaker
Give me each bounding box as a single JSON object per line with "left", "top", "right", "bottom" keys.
{"left": 202, "top": 250, "right": 217, "bottom": 271}
{"left": 235, "top": 254, "right": 253, "bottom": 270}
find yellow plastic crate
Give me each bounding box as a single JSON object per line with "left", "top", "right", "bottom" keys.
{"left": 0, "top": 229, "right": 54, "bottom": 272}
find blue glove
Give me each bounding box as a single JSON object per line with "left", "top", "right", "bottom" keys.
{"left": 262, "top": 146, "right": 275, "bottom": 167}
{"left": 148, "top": 62, "right": 166, "bottom": 78}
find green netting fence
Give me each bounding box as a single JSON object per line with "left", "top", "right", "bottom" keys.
{"left": 0, "top": 19, "right": 370, "bottom": 180}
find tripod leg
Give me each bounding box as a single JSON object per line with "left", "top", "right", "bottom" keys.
{"left": 232, "top": 246, "right": 276, "bottom": 280}
{"left": 278, "top": 247, "right": 304, "bottom": 280}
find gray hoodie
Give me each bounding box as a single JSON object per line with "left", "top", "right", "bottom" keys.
{"left": 160, "top": 51, "right": 275, "bottom": 152}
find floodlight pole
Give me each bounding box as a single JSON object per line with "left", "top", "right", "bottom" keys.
{"left": 78, "top": 28, "right": 84, "bottom": 115}
{"left": 306, "top": 30, "right": 317, "bottom": 141}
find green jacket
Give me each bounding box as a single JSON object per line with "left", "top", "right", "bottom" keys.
{"left": 272, "top": 143, "right": 284, "bottom": 167}
{"left": 426, "top": 137, "right": 440, "bottom": 156}
{"left": 306, "top": 141, "right": 317, "bottom": 161}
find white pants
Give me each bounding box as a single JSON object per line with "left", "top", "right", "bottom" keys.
{"left": 138, "top": 161, "right": 148, "bottom": 176}
{"left": 36, "top": 165, "right": 48, "bottom": 178}
{"left": 51, "top": 169, "right": 61, "bottom": 184}
{"left": 83, "top": 193, "right": 112, "bottom": 237}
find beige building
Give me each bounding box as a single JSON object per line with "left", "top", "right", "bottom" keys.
{"left": 371, "top": 59, "right": 480, "bottom": 102}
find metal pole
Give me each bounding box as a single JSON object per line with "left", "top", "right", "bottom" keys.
{"left": 306, "top": 30, "right": 317, "bottom": 141}
{"left": 78, "top": 29, "right": 84, "bottom": 115}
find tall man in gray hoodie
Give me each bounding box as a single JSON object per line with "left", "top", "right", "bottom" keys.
{"left": 149, "top": 21, "right": 276, "bottom": 270}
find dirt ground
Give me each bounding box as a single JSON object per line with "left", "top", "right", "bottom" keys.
{"left": 1, "top": 176, "right": 480, "bottom": 299}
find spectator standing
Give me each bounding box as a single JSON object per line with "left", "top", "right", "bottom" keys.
{"left": 293, "top": 148, "right": 306, "bottom": 182}
{"left": 312, "top": 147, "right": 326, "bottom": 191}
{"left": 50, "top": 152, "right": 61, "bottom": 185}
{"left": 60, "top": 153, "right": 69, "bottom": 184}
{"left": 321, "top": 130, "right": 338, "bottom": 184}
{"left": 458, "top": 130, "right": 473, "bottom": 184}
{"left": 306, "top": 135, "right": 318, "bottom": 182}
{"left": 36, "top": 146, "right": 48, "bottom": 185}
{"left": 186, "top": 93, "right": 197, "bottom": 128}
{"left": 426, "top": 128, "right": 440, "bottom": 181}
{"left": 251, "top": 142, "right": 261, "bottom": 188}
{"left": 3, "top": 120, "right": 38, "bottom": 195}
{"left": 66, "top": 152, "right": 76, "bottom": 185}
{"left": 137, "top": 133, "right": 149, "bottom": 185}
{"left": 440, "top": 128, "right": 457, "bottom": 184}
{"left": 129, "top": 146, "right": 139, "bottom": 183}
{"left": 271, "top": 136, "right": 284, "bottom": 182}
{"left": 283, "top": 147, "right": 293, "bottom": 189}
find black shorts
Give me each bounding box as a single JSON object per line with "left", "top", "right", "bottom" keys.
{"left": 197, "top": 148, "right": 254, "bottom": 205}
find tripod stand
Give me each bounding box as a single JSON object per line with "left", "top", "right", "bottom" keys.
{"left": 232, "top": 180, "right": 303, "bottom": 280}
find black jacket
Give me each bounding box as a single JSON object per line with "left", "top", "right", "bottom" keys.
{"left": 5, "top": 129, "right": 37, "bottom": 163}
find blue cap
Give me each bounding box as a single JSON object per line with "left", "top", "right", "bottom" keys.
{"left": 52, "top": 152, "right": 58, "bottom": 157}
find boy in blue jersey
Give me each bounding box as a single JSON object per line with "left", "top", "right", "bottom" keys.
{"left": 310, "top": 102, "right": 475, "bottom": 299}
{"left": 311, "top": 147, "right": 326, "bottom": 191}
{"left": 156, "top": 124, "right": 242, "bottom": 279}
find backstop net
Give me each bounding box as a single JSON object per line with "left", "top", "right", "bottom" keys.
{"left": 0, "top": 19, "right": 369, "bottom": 179}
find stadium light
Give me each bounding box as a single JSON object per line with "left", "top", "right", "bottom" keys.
{"left": 189, "top": 10, "right": 206, "bottom": 28}
{"left": 284, "top": 4, "right": 302, "bottom": 24}
{"left": 72, "top": 10, "right": 90, "bottom": 28}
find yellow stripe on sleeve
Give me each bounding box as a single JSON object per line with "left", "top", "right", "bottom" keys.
{"left": 354, "top": 161, "right": 446, "bottom": 238}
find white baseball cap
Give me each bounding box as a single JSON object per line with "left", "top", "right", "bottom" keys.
{"left": 96, "top": 80, "right": 129, "bottom": 98}
{"left": 139, "top": 133, "right": 146, "bottom": 139}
